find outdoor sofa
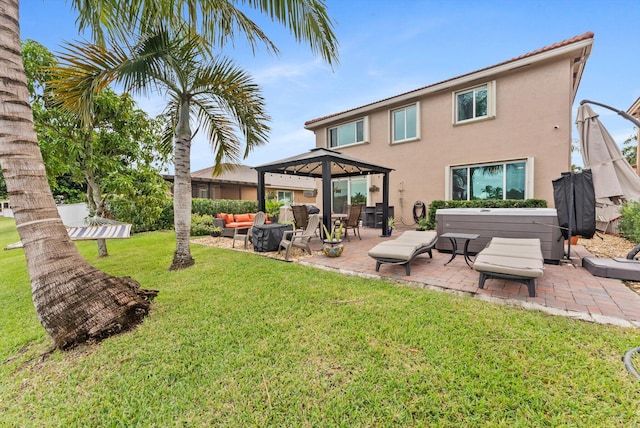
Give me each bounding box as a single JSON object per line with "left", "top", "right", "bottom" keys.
{"left": 214, "top": 213, "right": 270, "bottom": 238}
{"left": 368, "top": 230, "right": 438, "bottom": 275}
{"left": 473, "top": 237, "right": 544, "bottom": 297}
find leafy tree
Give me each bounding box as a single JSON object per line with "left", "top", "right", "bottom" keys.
{"left": 23, "top": 40, "right": 171, "bottom": 257}
{"left": 622, "top": 131, "right": 638, "bottom": 167}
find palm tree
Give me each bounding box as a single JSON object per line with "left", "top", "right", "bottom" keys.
{"left": 52, "top": 28, "right": 271, "bottom": 269}
{"left": 0, "top": 0, "right": 338, "bottom": 348}
{"left": 0, "top": 1, "right": 155, "bottom": 349}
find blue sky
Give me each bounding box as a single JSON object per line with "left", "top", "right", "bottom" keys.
{"left": 19, "top": 0, "right": 640, "bottom": 172}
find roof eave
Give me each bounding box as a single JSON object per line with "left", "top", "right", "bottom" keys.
{"left": 305, "top": 37, "right": 594, "bottom": 130}
{"left": 627, "top": 97, "right": 640, "bottom": 118}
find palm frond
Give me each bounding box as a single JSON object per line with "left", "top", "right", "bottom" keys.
{"left": 49, "top": 41, "right": 129, "bottom": 124}
{"left": 240, "top": 0, "right": 339, "bottom": 66}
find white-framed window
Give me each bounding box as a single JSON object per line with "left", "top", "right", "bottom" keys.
{"left": 391, "top": 102, "right": 419, "bottom": 143}
{"left": 199, "top": 188, "right": 208, "bottom": 198}
{"left": 328, "top": 118, "right": 367, "bottom": 148}
{"left": 277, "top": 191, "right": 293, "bottom": 206}
{"left": 453, "top": 81, "right": 496, "bottom": 124}
{"left": 446, "top": 158, "right": 532, "bottom": 201}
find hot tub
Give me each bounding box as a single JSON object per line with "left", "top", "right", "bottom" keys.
{"left": 435, "top": 208, "right": 563, "bottom": 262}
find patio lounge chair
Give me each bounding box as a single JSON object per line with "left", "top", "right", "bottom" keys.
{"left": 473, "top": 237, "right": 544, "bottom": 297}
{"left": 278, "top": 214, "right": 320, "bottom": 261}
{"left": 368, "top": 230, "right": 438, "bottom": 275}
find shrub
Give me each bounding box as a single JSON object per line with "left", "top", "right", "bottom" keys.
{"left": 190, "top": 214, "right": 215, "bottom": 236}
{"left": 426, "top": 199, "right": 548, "bottom": 230}
{"left": 109, "top": 196, "right": 173, "bottom": 233}
{"left": 192, "top": 198, "right": 215, "bottom": 216}
{"left": 619, "top": 200, "right": 640, "bottom": 243}
{"left": 212, "top": 199, "right": 259, "bottom": 215}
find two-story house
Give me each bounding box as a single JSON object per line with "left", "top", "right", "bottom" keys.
{"left": 304, "top": 32, "right": 594, "bottom": 222}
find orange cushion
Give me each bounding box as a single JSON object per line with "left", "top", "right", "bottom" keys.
{"left": 216, "top": 213, "right": 226, "bottom": 219}
{"left": 234, "top": 213, "right": 251, "bottom": 223}
{"left": 224, "top": 214, "right": 234, "bottom": 225}
{"left": 248, "top": 213, "right": 255, "bottom": 221}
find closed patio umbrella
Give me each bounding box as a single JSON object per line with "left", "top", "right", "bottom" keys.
{"left": 576, "top": 102, "right": 640, "bottom": 203}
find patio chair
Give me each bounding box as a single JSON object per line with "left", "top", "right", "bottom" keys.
{"left": 291, "top": 204, "right": 309, "bottom": 230}
{"left": 473, "top": 237, "right": 544, "bottom": 297}
{"left": 368, "top": 231, "right": 438, "bottom": 275}
{"left": 233, "top": 211, "right": 266, "bottom": 249}
{"left": 278, "top": 214, "right": 320, "bottom": 261}
{"left": 341, "top": 204, "right": 363, "bottom": 240}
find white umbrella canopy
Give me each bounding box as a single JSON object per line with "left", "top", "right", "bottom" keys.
{"left": 576, "top": 103, "right": 640, "bottom": 203}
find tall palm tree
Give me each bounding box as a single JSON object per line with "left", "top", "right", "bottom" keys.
{"left": 0, "top": 0, "right": 337, "bottom": 348}
{"left": 0, "top": 1, "right": 155, "bottom": 350}
{"left": 52, "top": 28, "right": 271, "bottom": 269}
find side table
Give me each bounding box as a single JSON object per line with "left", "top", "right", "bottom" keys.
{"left": 440, "top": 232, "right": 480, "bottom": 268}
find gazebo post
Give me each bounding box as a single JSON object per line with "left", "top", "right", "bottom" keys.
{"left": 382, "top": 172, "right": 390, "bottom": 237}
{"left": 257, "top": 171, "right": 266, "bottom": 212}
{"left": 321, "top": 158, "right": 332, "bottom": 238}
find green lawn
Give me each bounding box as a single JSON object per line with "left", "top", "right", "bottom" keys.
{"left": 1, "top": 216, "right": 640, "bottom": 426}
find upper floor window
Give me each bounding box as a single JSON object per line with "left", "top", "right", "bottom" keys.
{"left": 329, "top": 118, "right": 366, "bottom": 148}
{"left": 453, "top": 81, "right": 496, "bottom": 124}
{"left": 449, "top": 159, "right": 528, "bottom": 201}
{"left": 392, "top": 103, "right": 419, "bottom": 143}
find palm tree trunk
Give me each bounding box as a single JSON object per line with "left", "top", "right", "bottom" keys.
{"left": 170, "top": 100, "right": 194, "bottom": 270}
{"left": 0, "top": 0, "right": 155, "bottom": 349}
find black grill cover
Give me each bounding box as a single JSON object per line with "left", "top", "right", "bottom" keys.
{"left": 252, "top": 224, "right": 293, "bottom": 252}
{"left": 552, "top": 169, "right": 596, "bottom": 239}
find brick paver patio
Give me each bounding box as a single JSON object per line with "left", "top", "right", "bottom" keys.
{"left": 300, "top": 225, "right": 640, "bottom": 328}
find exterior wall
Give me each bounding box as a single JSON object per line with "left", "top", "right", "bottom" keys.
{"left": 190, "top": 180, "right": 316, "bottom": 205}
{"left": 312, "top": 57, "right": 573, "bottom": 221}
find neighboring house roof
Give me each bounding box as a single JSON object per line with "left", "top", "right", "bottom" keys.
{"left": 305, "top": 32, "right": 594, "bottom": 129}
{"left": 627, "top": 96, "right": 640, "bottom": 119}
{"left": 166, "top": 164, "right": 316, "bottom": 191}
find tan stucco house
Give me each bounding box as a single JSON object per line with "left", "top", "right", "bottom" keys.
{"left": 164, "top": 164, "right": 317, "bottom": 205}
{"left": 304, "top": 32, "right": 594, "bottom": 220}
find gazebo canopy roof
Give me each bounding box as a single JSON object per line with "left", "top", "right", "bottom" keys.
{"left": 255, "top": 148, "right": 393, "bottom": 178}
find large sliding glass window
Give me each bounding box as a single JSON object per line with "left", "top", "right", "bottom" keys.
{"left": 331, "top": 177, "right": 368, "bottom": 213}
{"left": 329, "top": 119, "right": 365, "bottom": 148}
{"left": 451, "top": 160, "right": 526, "bottom": 201}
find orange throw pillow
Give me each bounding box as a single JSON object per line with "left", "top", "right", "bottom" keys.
{"left": 234, "top": 213, "right": 251, "bottom": 223}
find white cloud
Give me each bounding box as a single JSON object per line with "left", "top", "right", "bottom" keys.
{"left": 251, "top": 58, "right": 327, "bottom": 86}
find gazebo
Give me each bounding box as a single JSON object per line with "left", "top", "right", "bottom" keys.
{"left": 255, "top": 148, "right": 394, "bottom": 237}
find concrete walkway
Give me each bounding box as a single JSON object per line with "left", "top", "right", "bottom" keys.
{"left": 299, "top": 225, "right": 640, "bottom": 328}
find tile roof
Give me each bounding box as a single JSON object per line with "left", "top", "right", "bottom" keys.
{"left": 305, "top": 32, "right": 594, "bottom": 127}
{"left": 187, "top": 164, "right": 316, "bottom": 190}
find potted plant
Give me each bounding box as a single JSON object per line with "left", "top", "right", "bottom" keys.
{"left": 387, "top": 217, "right": 396, "bottom": 236}
{"left": 265, "top": 199, "right": 282, "bottom": 223}
{"left": 322, "top": 223, "right": 344, "bottom": 257}
{"left": 210, "top": 226, "right": 222, "bottom": 237}
{"left": 416, "top": 217, "right": 429, "bottom": 231}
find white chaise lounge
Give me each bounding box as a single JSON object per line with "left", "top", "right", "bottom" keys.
{"left": 368, "top": 231, "right": 438, "bottom": 276}
{"left": 473, "top": 237, "right": 544, "bottom": 297}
